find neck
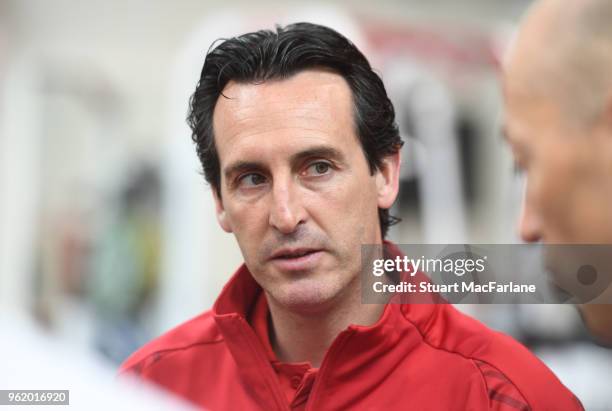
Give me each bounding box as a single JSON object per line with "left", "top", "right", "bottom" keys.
{"left": 265, "top": 278, "right": 385, "bottom": 368}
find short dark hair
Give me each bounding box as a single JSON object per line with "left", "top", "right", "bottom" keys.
{"left": 187, "top": 22, "right": 403, "bottom": 238}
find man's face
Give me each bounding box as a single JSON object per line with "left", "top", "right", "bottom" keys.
{"left": 211, "top": 69, "right": 399, "bottom": 313}
{"left": 503, "top": 10, "right": 612, "bottom": 245}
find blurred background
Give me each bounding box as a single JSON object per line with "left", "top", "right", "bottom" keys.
{"left": 1, "top": 1, "right": 611, "bottom": 410}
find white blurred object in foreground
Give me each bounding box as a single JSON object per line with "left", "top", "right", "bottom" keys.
{"left": 0, "top": 311, "right": 198, "bottom": 411}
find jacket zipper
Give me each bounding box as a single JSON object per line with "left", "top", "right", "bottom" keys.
{"left": 304, "top": 329, "right": 355, "bottom": 411}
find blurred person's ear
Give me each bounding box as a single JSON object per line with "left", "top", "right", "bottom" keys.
{"left": 375, "top": 151, "right": 401, "bottom": 209}
{"left": 213, "top": 190, "right": 233, "bottom": 233}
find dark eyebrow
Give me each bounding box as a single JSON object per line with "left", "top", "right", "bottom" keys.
{"left": 222, "top": 145, "right": 346, "bottom": 184}
{"left": 223, "top": 161, "right": 265, "bottom": 182}
{"left": 289, "top": 146, "right": 346, "bottom": 165}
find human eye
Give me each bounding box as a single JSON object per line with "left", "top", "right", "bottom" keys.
{"left": 237, "top": 173, "right": 267, "bottom": 188}
{"left": 303, "top": 161, "right": 333, "bottom": 177}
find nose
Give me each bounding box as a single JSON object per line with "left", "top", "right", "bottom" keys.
{"left": 518, "top": 185, "right": 542, "bottom": 243}
{"left": 268, "top": 177, "right": 307, "bottom": 234}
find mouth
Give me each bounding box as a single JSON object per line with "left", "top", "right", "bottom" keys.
{"left": 269, "top": 248, "right": 324, "bottom": 271}
{"left": 271, "top": 248, "right": 320, "bottom": 259}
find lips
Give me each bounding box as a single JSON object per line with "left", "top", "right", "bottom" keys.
{"left": 269, "top": 248, "right": 324, "bottom": 271}
{"left": 271, "top": 248, "right": 320, "bottom": 259}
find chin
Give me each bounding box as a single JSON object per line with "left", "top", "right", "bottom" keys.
{"left": 272, "top": 277, "right": 346, "bottom": 314}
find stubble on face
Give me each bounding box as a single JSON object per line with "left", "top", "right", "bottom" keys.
{"left": 212, "top": 69, "right": 383, "bottom": 314}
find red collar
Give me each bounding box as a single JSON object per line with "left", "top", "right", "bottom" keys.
{"left": 211, "top": 241, "right": 431, "bottom": 409}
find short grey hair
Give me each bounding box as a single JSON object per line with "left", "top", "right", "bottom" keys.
{"left": 545, "top": 0, "right": 612, "bottom": 126}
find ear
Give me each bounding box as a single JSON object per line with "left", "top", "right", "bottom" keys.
{"left": 212, "top": 189, "right": 233, "bottom": 233}
{"left": 375, "top": 151, "right": 401, "bottom": 209}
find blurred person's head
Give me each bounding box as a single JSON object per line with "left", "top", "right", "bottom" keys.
{"left": 504, "top": 0, "right": 612, "bottom": 244}
{"left": 503, "top": 0, "right": 612, "bottom": 343}
{"left": 187, "top": 22, "right": 401, "bottom": 314}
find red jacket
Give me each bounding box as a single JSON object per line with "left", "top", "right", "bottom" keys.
{"left": 121, "top": 262, "right": 583, "bottom": 410}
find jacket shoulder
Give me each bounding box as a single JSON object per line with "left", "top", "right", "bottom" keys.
{"left": 402, "top": 304, "right": 583, "bottom": 410}
{"left": 119, "top": 309, "right": 222, "bottom": 374}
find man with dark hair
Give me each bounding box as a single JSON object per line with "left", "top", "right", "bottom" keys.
{"left": 188, "top": 22, "right": 402, "bottom": 239}
{"left": 121, "top": 23, "right": 582, "bottom": 410}
{"left": 503, "top": 0, "right": 612, "bottom": 345}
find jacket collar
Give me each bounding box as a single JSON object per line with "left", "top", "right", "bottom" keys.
{"left": 211, "top": 241, "right": 428, "bottom": 409}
